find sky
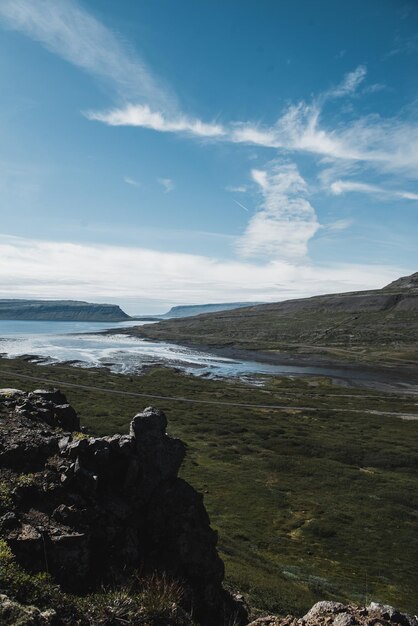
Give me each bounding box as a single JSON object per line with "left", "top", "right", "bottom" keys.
{"left": 0, "top": 0, "right": 417, "bottom": 314}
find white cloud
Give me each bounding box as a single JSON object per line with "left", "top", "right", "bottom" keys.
{"left": 1, "top": 3, "right": 416, "bottom": 283}
{"left": 124, "top": 176, "right": 141, "bottom": 188}
{"left": 87, "top": 104, "right": 225, "bottom": 138}
{"left": 0, "top": 233, "right": 407, "bottom": 308}
{"left": 86, "top": 94, "right": 418, "bottom": 185}
{"left": 85, "top": 66, "right": 418, "bottom": 183}
{"left": 236, "top": 163, "right": 320, "bottom": 260}
{"left": 330, "top": 179, "right": 418, "bottom": 200}
{"left": 330, "top": 180, "right": 382, "bottom": 195}
{"left": 158, "top": 177, "right": 174, "bottom": 193}
{"left": 3, "top": 2, "right": 418, "bottom": 181}
{"left": 0, "top": 0, "right": 172, "bottom": 109}
{"left": 401, "top": 191, "right": 418, "bottom": 200}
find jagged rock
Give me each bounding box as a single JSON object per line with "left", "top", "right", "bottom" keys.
{"left": 247, "top": 618, "right": 287, "bottom": 626}
{"left": 303, "top": 602, "right": 347, "bottom": 621}
{"left": 0, "top": 392, "right": 244, "bottom": 626}
{"left": 0, "top": 388, "right": 25, "bottom": 399}
{"left": 249, "top": 602, "right": 418, "bottom": 626}
{"left": 366, "top": 604, "right": 417, "bottom": 626}
{"left": 52, "top": 503, "right": 82, "bottom": 525}
{"left": 130, "top": 406, "right": 186, "bottom": 498}
{"left": 0, "top": 511, "right": 18, "bottom": 531}
{"left": 0, "top": 430, "right": 60, "bottom": 472}
{"left": 30, "top": 389, "right": 68, "bottom": 405}
{"left": 0, "top": 594, "right": 56, "bottom": 625}
{"left": 53, "top": 404, "right": 80, "bottom": 431}
{"left": 333, "top": 614, "right": 354, "bottom": 626}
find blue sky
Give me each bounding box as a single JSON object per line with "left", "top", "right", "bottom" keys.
{"left": 0, "top": 0, "right": 417, "bottom": 313}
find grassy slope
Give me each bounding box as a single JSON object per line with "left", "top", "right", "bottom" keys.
{"left": 130, "top": 290, "right": 418, "bottom": 363}
{"left": 0, "top": 358, "right": 417, "bottom": 615}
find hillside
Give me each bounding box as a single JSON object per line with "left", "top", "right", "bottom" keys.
{"left": 0, "top": 300, "right": 130, "bottom": 322}
{"left": 159, "top": 302, "right": 264, "bottom": 318}
{"left": 1, "top": 363, "right": 417, "bottom": 618}
{"left": 129, "top": 273, "right": 418, "bottom": 362}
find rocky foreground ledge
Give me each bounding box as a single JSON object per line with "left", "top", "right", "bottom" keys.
{"left": 248, "top": 601, "right": 418, "bottom": 626}
{"left": 0, "top": 388, "right": 244, "bottom": 625}
{"left": 0, "top": 388, "right": 416, "bottom": 626}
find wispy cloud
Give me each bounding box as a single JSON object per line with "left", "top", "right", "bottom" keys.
{"left": 124, "top": 176, "right": 141, "bottom": 188}
{"left": 87, "top": 104, "right": 225, "bottom": 138}
{"left": 387, "top": 33, "right": 418, "bottom": 57}
{"left": 86, "top": 66, "right": 418, "bottom": 179}
{"left": 158, "top": 177, "right": 175, "bottom": 193}
{"left": 322, "top": 219, "right": 353, "bottom": 232}
{"left": 0, "top": 0, "right": 173, "bottom": 110}
{"left": 236, "top": 162, "right": 320, "bottom": 260}
{"left": 0, "top": 233, "right": 407, "bottom": 307}
{"left": 330, "top": 179, "right": 418, "bottom": 200}
{"left": 326, "top": 65, "right": 367, "bottom": 98}
{"left": 87, "top": 60, "right": 418, "bottom": 183}
{"left": 3, "top": 2, "right": 418, "bottom": 182}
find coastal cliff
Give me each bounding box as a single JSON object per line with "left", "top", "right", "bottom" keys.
{"left": 0, "top": 300, "right": 130, "bottom": 322}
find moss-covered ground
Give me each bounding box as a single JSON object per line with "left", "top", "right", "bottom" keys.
{"left": 0, "top": 358, "right": 417, "bottom": 615}
{"left": 131, "top": 308, "right": 418, "bottom": 364}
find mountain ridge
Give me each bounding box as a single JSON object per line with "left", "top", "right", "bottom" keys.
{"left": 158, "top": 301, "right": 265, "bottom": 318}
{"left": 127, "top": 272, "right": 418, "bottom": 362}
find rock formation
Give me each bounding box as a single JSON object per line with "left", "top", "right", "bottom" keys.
{"left": 0, "top": 388, "right": 245, "bottom": 626}
{"left": 248, "top": 601, "right": 418, "bottom": 626}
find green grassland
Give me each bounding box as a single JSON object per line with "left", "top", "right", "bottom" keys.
{"left": 131, "top": 310, "right": 418, "bottom": 364}
{"left": 1, "top": 358, "right": 417, "bottom": 615}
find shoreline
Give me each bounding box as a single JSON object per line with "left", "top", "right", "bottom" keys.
{"left": 1, "top": 320, "right": 417, "bottom": 394}
{"left": 101, "top": 327, "right": 418, "bottom": 394}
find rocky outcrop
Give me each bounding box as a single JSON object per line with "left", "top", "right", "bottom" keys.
{"left": 248, "top": 601, "right": 418, "bottom": 626}
{"left": 0, "top": 594, "right": 56, "bottom": 625}
{"left": 0, "top": 388, "right": 245, "bottom": 626}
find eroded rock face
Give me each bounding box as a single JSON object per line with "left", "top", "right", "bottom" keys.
{"left": 0, "top": 389, "right": 244, "bottom": 626}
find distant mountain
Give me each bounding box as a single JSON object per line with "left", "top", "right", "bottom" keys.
{"left": 159, "top": 302, "right": 264, "bottom": 319}
{"left": 128, "top": 272, "right": 418, "bottom": 362}
{"left": 0, "top": 300, "right": 130, "bottom": 322}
